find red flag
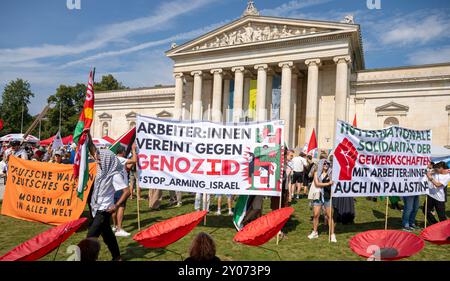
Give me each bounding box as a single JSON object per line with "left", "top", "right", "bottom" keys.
{"left": 307, "top": 129, "right": 317, "bottom": 153}
{"left": 0, "top": 119, "right": 3, "bottom": 131}
{"left": 352, "top": 114, "right": 357, "bottom": 127}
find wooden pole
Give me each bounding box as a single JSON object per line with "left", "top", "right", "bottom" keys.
{"left": 276, "top": 192, "right": 283, "bottom": 245}
{"left": 424, "top": 195, "right": 428, "bottom": 228}
{"left": 329, "top": 193, "right": 333, "bottom": 243}
{"left": 384, "top": 196, "right": 389, "bottom": 230}
{"left": 203, "top": 193, "right": 207, "bottom": 225}
{"left": 136, "top": 182, "right": 141, "bottom": 231}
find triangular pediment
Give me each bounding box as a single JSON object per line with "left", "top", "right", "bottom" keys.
{"left": 376, "top": 102, "right": 409, "bottom": 113}
{"left": 156, "top": 110, "right": 172, "bottom": 118}
{"left": 126, "top": 111, "right": 137, "bottom": 119}
{"left": 167, "top": 16, "right": 359, "bottom": 56}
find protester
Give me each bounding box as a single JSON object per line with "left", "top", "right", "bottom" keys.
{"left": 77, "top": 238, "right": 101, "bottom": 261}
{"left": 185, "top": 232, "right": 220, "bottom": 262}
{"left": 424, "top": 161, "right": 449, "bottom": 224}
{"left": 169, "top": 190, "right": 182, "bottom": 207}
{"left": 195, "top": 193, "right": 211, "bottom": 212}
{"left": 87, "top": 146, "right": 131, "bottom": 261}
{"left": 271, "top": 149, "right": 294, "bottom": 210}
{"left": 291, "top": 152, "right": 308, "bottom": 199}
{"left": 112, "top": 144, "right": 136, "bottom": 237}
{"left": 308, "top": 158, "right": 336, "bottom": 242}
{"left": 286, "top": 149, "right": 295, "bottom": 204}
{"left": 215, "top": 194, "right": 233, "bottom": 216}
{"left": 401, "top": 192, "right": 420, "bottom": 231}
{"left": 49, "top": 150, "right": 63, "bottom": 164}
{"left": 330, "top": 155, "right": 355, "bottom": 225}
{"left": 4, "top": 140, "right": 28, "bottom": 160}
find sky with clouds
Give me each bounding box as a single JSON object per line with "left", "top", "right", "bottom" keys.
{"left": 1, "top": 0, "right": 449, "bottom": 114}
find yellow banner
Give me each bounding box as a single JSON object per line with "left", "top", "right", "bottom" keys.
{"left": 1, "top": 156, "right": 96, "bottom": 225}
{"left": 248, "top": 79, "right": 257, "bottom": 120}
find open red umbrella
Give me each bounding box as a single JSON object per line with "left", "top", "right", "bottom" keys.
{"left": 349, "top": 230, "right": 425, "bottom": 261}
{"left": 133, "top": 211, "right": 207, "bottom": 248}
{"left": 234, "top": 207, "right": 294, "bottom": 246}
{"left": 420, "top": 220, "right": 450, "bottom": 245}
{"left": 0, "top": 218, "right": 87, "bottom": 261}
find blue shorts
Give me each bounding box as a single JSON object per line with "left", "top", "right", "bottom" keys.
{"left": 312, "top": 199, "right": 331, "bottom": 208}
{"left": 114, "top": 190, "right": 126, "bottom": 207}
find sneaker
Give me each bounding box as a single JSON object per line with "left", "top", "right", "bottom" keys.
{"left": 410, "top": 224, "right": 421, "bottom": 230}
{"left": 228, "top": 210, "right": 234, "bottom": 216}
{"left": 216, "top": 209, "right": 221, "bottom": 215}
{"left": 330, "top": 234, "right": 337, "bottom": 243}
{"left": 308, "top": 231, "right": 319, "bottom": 239}
{"left": 175, "top": 202, "right": 182, "bottom": 208}
{"left": 112, "top": 226, "right": 117, "bottom": 232}
{"left": 402, "top": 227, "right": 412, "bottom": 232}
{"left": 115, "top": 229, "right": 131, "bottom": 237}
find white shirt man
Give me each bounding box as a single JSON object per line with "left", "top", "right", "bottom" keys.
{"left": 292, "top": 156, "right": 307, "bottom": 172}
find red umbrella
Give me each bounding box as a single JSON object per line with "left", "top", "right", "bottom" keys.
{"left": 234, "top": 207, "right": 294, "bottom": 246}
{"left": 349, "top": 230, "right": 425, "bottom": 261}
{"left": 133, "top": 211, "right": 207, "bottom": 248}
{"left": 39, "top": 135, "right": 73, "bottom": 146}
{"left": 420, "top": 220, "right": 450, "bottom": 245}
{"left": 0, "top": 218, "right": 87, "bottom": 261}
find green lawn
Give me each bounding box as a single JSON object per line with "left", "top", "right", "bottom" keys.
{"left": 0, "top": 192, "right": 449, "bottom": 261}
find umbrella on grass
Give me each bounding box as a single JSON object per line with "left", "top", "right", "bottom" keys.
{"left": 349, "top": 230, "right": 425, "bottom": 261}
{"left": 420, "top": 219, "right": 450, "bottom": 245}
{"left": 0, "top": 218, "right": 87, "bottom": 261}
{"left": 133, "top": 211, "right": 207, "bottom": 260}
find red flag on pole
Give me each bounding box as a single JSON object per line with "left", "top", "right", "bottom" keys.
{"left": 352, "top": 114, "right": 357, "bottom": 127}
{"left": 307, "top": 129, "right": 317, "bottom": 154}
{"left": 0, "top": 119, "right": 3, "bottom": 131}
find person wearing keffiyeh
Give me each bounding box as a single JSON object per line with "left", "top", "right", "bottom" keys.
{"left": 86, "top": 148, "right": 130, "bottom": 261}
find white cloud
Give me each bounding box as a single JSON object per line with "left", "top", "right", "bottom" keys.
{"left": 406, "top": 45, "right": 450, "bottom": 65}
{"left": 260, "top": 0, "right": 332, "bottom": 17}
{"left": 0, "top": 0, "right": 218, "bottom": 64}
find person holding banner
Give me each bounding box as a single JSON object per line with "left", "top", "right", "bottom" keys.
{"left": 308, "top": 159, "right": 336, "bottom": 242}
{"left": 87, "top": 148, "right": 131, "bottom": 261}
{"left": 424, "top": 161, "right": 449, "bottom": 224}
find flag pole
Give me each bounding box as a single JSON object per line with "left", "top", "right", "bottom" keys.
{"left": 424, "top": 195, "right": 428, "bottom": 228}
{"left": 384, "top": 196, "right": 389, "bottom": 230}
{"left": 203, "top": 193, "right": 207, "bottom": 225}
{"left": 136, "top": 181, "right": 141, "bottom": 231}
{"left": 329, "top": 193, "right": 333, "bottom": 243}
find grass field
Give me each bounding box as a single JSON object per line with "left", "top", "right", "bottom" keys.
{"left": 0, "top": 192, "right": 449, "bottom": 261}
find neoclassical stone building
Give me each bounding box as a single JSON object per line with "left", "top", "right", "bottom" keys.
{"left": 93, "top": 1, "right": 450, "bottom": 149}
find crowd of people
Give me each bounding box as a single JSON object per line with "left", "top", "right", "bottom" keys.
{"left": 0, "top": 136, "right": 448, "bottom": 261}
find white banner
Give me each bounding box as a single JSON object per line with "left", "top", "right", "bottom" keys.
{"left": 332, "top": 120, "right": 432, "bottom": 197}
{"left": 136, "top": 115, "right": 285, "bottom": 196}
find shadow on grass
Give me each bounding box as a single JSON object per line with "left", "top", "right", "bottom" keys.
{"left": 125, "top": 216, "right": 163, "bottom": 230}
{"left": 122, "top": 241, "right": 185, "bottom": 261}
{"left": 372, "top": 209, "right": 386, "bottom": 219}
{"left": 283, "top": 217, "right": 300, "bottom": 234}
{"left": 200, "top": 215, "right": 236, "bottom": 229}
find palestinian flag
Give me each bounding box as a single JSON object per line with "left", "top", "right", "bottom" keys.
{"left": 110, "top": 127, "right": 136, "bottom": 156}
{"left": 232, "top": 195, "right": 254, "bottom": 231}
{"left": 73, "top": 69, "right": 95, "bottom": 200}
{"left": 73, "top": 133, "right": 89, "bottom": 200}
{"left": 73, "top": 70, "right": 95, "bottom": 144}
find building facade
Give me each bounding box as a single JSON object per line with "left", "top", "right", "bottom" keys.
{"left": 93, "top": 2, "right": 450, "bottom": 149}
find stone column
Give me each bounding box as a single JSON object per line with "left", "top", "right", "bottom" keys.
{"left": 232, "top": 67, "right": 245, "bottom": 122}
{"left": 210, "top": 69, "right": 223, "bottom": 122}
{"left": 243, "top": 77, "right": 251, "bottom": 120}
{"left": 279, "top": 61, "right": 293, "bottom": 147}
{"left": 266, "top": 71, "right": 273, "bottom": 120}
{"left": 290, "top": 71, "right": 298, "bottom": 148}
{"left": 173, "top": 73, "right": 184, "bottom": 120}
{"left": 191, "top": 71, "right": 203, "bottom": 120}
{"left": 333, "top": 56, "right": 351, "bottom": 124}
{"left": 304, "top": 59, "right": 321, "bottom": 145}
{"left": 254, "top": 64, "right": 268, "bottom": 121}
{"left": 222, "top": 78, "right": 231, "bottom": 122}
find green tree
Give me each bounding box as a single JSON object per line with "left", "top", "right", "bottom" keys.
{"left": 39, "top": 74, "right": 127, "bottom": 139}
{"left": 0, "top": 79, "right": 35, "bottom": 134}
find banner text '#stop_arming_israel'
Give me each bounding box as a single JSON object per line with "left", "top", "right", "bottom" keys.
{"left": 332, "top": 120, "right": 432, "bottom": 197}
{"left": 136, "top": 115, "right": 285, "bottom": 196}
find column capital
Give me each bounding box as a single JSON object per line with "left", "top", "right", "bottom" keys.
{"left": 231, "top": 66, "right": 245, "bottom": 73}
{"left": 278, "top": 61, "right": 294, "bottom": 68}
{"left": 191, "top": 70, "right": 203, "bottom": 77}
{"left": 305, "top": 59, "right": 321, "bottom": 67}
{"left": 254, "top": 64, "right": 268, "bottom": 70}
{"left": 173, "top": 72, "right": 184, "bottom": 79}
{"left": 210, "top": 68, "right": 223, "bottom": 75}
{"left": 333, "top": 55, "right": 352, "bottom": 64}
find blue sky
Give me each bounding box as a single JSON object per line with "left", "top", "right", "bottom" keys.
{"left": 1, "top": 0, "right": 449, "bottom": 114}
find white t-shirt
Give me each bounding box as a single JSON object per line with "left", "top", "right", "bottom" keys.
{"left": 117, "top": 156, "right": 129, "bottom": 184}
{"left": 292, "top": 156, "right": 307, "bottom": 172}
{"left": 91, "top": 173, "right": 128, "bottom": 216}
{"left": 428, "top": 173, "right": 450, "bottom": 202}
